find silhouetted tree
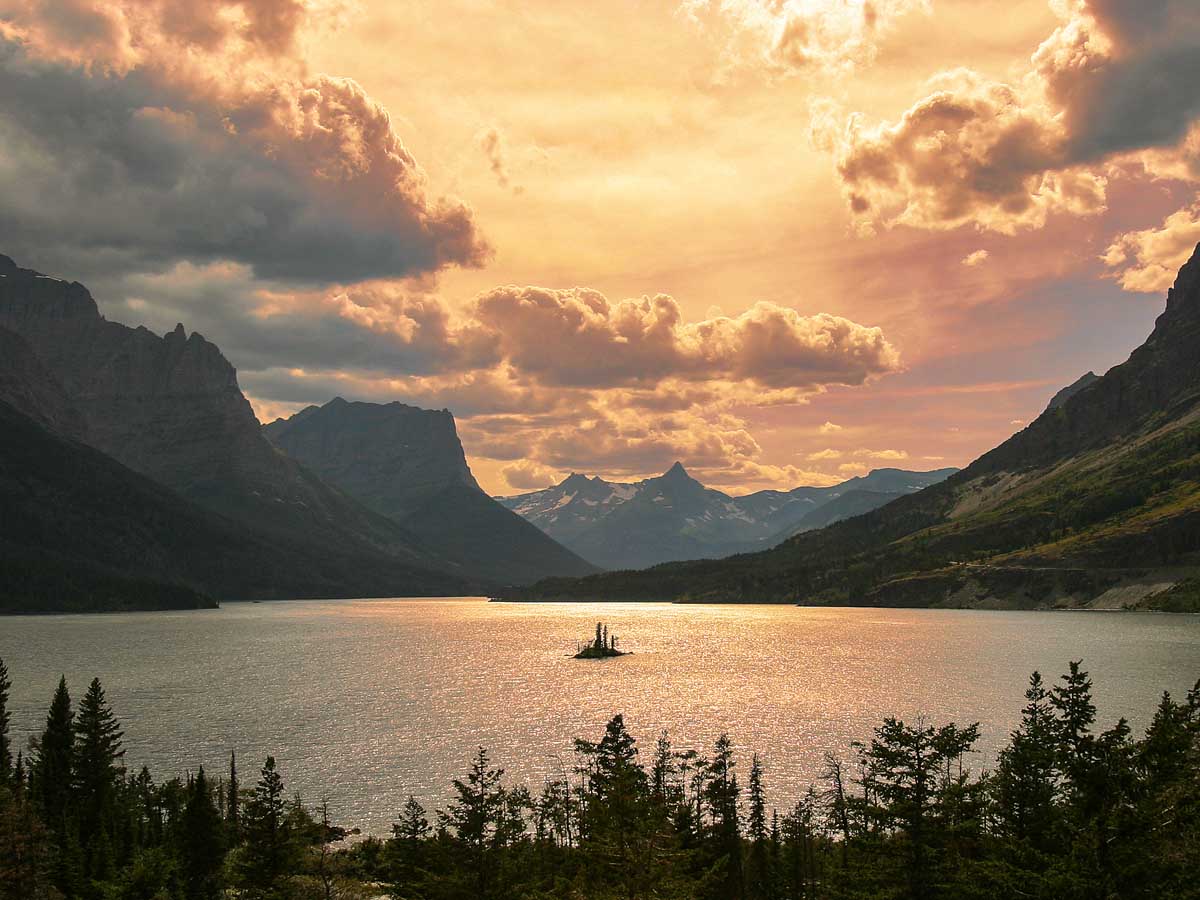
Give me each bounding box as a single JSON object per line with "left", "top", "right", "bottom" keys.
{"left": 993, "top": 671, "right": 1060, "bottom": 854}
{"left": 855, "top": 717, "right": 980, "bottom": 900}
{"left": 705, "top": 733, "right": 743, "bottom": 900}
{"left": 745, "top": 754, "right": 772, "bottom": 900}
{"left": 237, "top": 755, "right": 295, "bottom": 897}
{"left": 180, "top": 767, "right": 225, "bottom": 900}
{"left": 0, "top": 658, "right": 12, "bottom": 786}
{"left": 388, "top": 794, "right": 431, "bottom": 894}
{"left": 33, "top": 677, "right": 74, "bottom": 837}
{"left": 438, "top": 747, "right": 511, "bottom": 899}
{"left": 73, "top": 677, "right": 125, "bottom": 874}
{"left": 227, "top": 750, "right": 240, "bottom": 841}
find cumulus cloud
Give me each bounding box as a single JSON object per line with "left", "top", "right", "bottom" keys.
{"left": 962, "top": 250, "right": 990, "bottom": 267}
{"left": 0, "top": 0, "right": 488, "bottom": 283}
{"left": 681, "top": 0, "right": 930, "bottom": 75}
{"left": 806, "top": 448, "right": 840, "bottom": 460}
{"left": 819, "top": 0, "right": 1200, "bottom": 234}
{"left": 1103, "top": 204, "right": 1200, "bottom": 292}
{"left": 500, "top": 459, "right": 561, "bottom": 492}
{"left": 817, "top": 420, "right": 842, "bottom": 434}
{"left": 471, "top": 286, "right": 900, "bottom": 390}
{"left": 114, "top": 266, "right": 900, "bottom": 404}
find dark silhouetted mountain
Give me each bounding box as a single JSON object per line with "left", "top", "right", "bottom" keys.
{"left": 498, "top": 463, "right": 956, "bottom": 570}
{"left": 510, "top": 244, "right": 1200, "bottom": 608}
{"left": 264, "top": 398, "right": 598, "bottom": 584}
{"left": 0, "top": 253, "right": 492, "bottom": 601}
{"left": 0, "top": 325, "right": 84, "bottom": 439}
{"left": 0, "top": 399, "right": 480, "bottom": 613}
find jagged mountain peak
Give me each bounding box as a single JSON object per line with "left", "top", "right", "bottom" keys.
{"left": 560, "top": 472, "right": 594, "bottom": 490}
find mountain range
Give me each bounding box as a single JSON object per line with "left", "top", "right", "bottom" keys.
{"left": 509, "top": 244, "right": 1200, "bottom": 610}
{"left": 0, "top": 253, "right": 591, "bottom": 610}
{"left": 497, "top": 464, "right": 957, "bottom": 570}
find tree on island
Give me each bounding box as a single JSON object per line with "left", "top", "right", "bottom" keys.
{"left": 575, "top": 623, "right": 627, "bottom": 658}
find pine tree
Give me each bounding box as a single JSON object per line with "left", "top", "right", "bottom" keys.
{"left": 746, "top": 754, "right": 772, "bottom": 900}
{"left": 73, "top": 677, "right": 125, "bottom": 844}
{"left": 238, "top": 756, "right": 295, "bottom": 896}
{"left": 855, "top": 717, "right": 980, "bottom": 900}
{"left": 438, "top": 747, "right": 510, "bottom": 899}
{"left": 1050, "top": 660, "right": 1097, "bottom": 796}
{"left": 0, "top": 658, "right": 12, "bottom": 785}
{"left": 180, "top": 767, "right": 225, "bottom": 900}
{"left": 993, "top": 671, "right": 1061, "bottom": 852}
{"left": 33, "top": 676, "right": 74, "bottom": 836}
{"left": 227, "top": 750, "right": 240, "bottom": 841}
{"left": 705, "top": 733, "right": 743, "bottom": 900}
{"left": 394, "top": 794, "right": 431, "bottom": 844}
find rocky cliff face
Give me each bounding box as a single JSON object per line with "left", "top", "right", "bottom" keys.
{"left": 0, "top": 253, "right": 459, "bottom": 574}
{"left": 265, "top": 398, "right": 481, "bottom": 519}
{"left": 264, "top": 398, "right": 598, "bottom": 584}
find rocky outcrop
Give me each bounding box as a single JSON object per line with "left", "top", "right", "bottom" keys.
{"left": 264, "top": 398, "right": 598, "bottom": 585}
{"left": 1044, "top": 372, "right": 1099, "bottom": 411}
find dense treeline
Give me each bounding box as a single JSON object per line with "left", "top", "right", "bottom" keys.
{"left": 1, "top": 657, "right": 1197, "bottom": 899}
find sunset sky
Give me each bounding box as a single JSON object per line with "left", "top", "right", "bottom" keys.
{"left": 2, "top": 0, "right": 1198, "bottom": 494}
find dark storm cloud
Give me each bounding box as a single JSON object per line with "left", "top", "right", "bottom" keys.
{"left": 0, "top": 37, "right": 489, "bottom": 285}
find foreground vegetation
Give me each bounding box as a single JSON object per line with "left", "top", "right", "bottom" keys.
{"left": 1, "top": 657, "right": 1197, "bottom": 899}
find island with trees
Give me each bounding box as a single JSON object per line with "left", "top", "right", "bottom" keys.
{"left": 573, "top": 622, "right": 628, "bottom": 658}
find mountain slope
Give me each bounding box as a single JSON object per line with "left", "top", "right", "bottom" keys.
{"left": 0, "top": 253, "right": 484, "bottom": 589}
{"left": 264, "top": 398, "right": 598, "bottom": 584}
{"left": 784, "top": 489, "right": 906, "bottom": 535}
{"left": 499, "top": 464, "right": 956, "bottom": 570}
{"left": 0, "top": 399, "right": 480, "bottom": 613}
{"left": 510, "top": 244, "right": 1200, "bottom": 607}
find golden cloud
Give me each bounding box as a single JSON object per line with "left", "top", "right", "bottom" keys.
{"left": 1103, "top": 205, "right": 1200, "bottom": 293}
{"left": 817, "top": 0, "right": 1200, "bottom": 234}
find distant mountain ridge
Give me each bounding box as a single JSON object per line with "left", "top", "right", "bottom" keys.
{"left": 498, "top": 463, "right": 957, "bottom": 570}
{"left": 264, "top": 398, "right": 598, "bottom": 584}
{"left": 510, "top": 243, "right": 1200, "bottom": 609}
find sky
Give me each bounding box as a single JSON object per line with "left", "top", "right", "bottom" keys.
{"left": 2, "top": 0, "right": 1199, "bottom": 495}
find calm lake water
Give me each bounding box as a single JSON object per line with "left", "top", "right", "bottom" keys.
{"left": 3, "top": 599, "right": 1199, "bottom": 833}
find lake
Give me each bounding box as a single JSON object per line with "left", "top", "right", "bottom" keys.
{"left": 3, "top": 599, "right": 1198, "bottom": 834}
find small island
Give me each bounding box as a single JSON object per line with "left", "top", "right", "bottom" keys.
{"left": 574, "top": 622, "right": 629, "bottom": 658}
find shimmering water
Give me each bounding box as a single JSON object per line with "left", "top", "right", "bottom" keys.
{"left": 3, "top": 599, "right": 1198, "bottom": 833}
